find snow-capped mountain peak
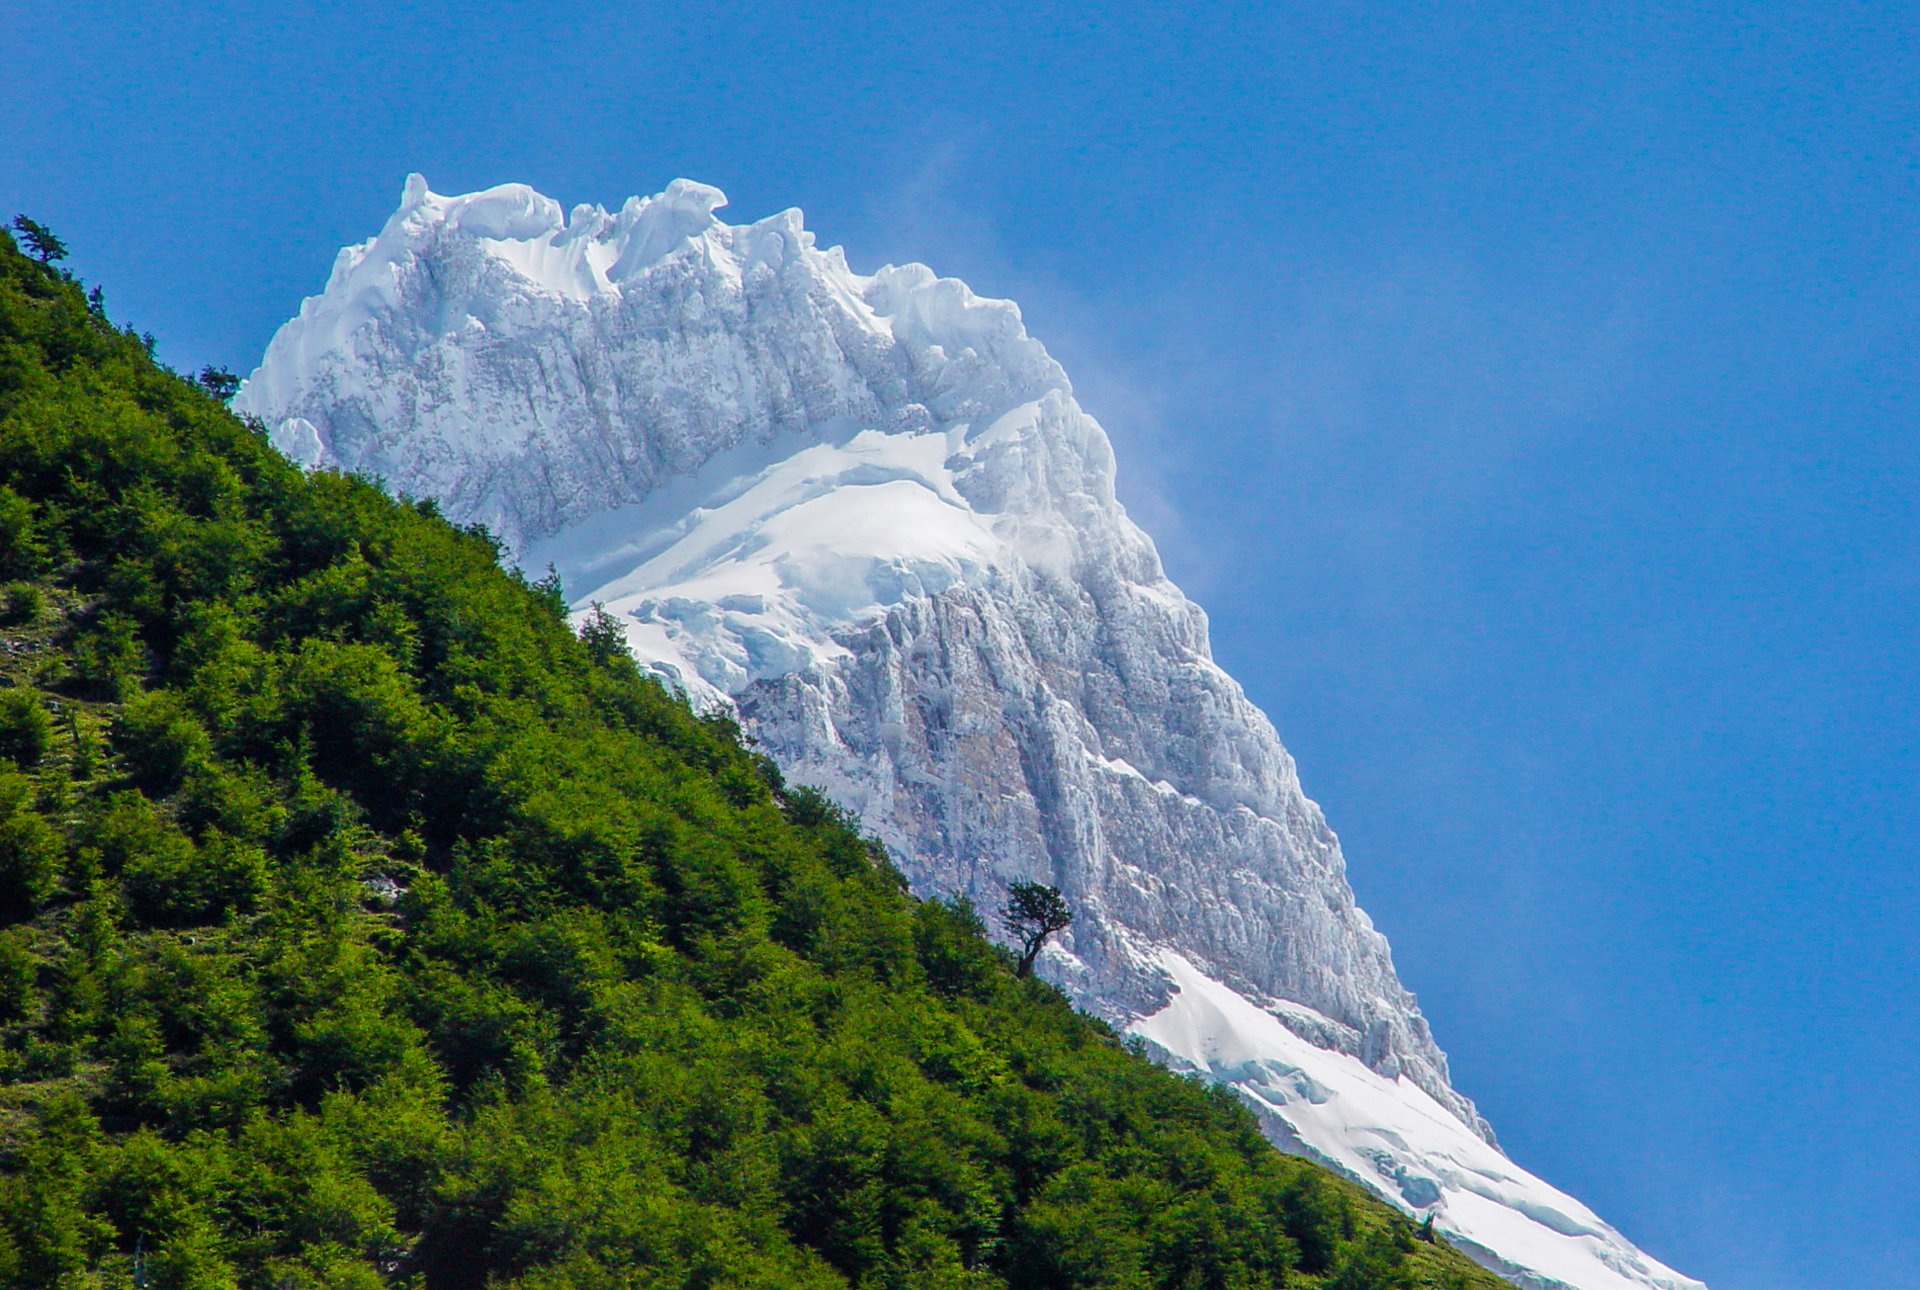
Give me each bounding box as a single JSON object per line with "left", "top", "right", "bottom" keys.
{"left": 236, "top": 176, "right": 1703, "bottom": 1290}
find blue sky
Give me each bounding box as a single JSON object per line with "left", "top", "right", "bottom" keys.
{"left": 6, "top": 3, "right": 1916, "bottom": 1285}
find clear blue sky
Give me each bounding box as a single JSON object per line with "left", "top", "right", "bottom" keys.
{"left": 6, "top": 3, "right": 1915, "bottom": 1286}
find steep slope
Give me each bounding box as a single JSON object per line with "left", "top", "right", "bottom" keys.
{"left": 0, "top": 221, "right": 1510, "bottom": 1288}
{"left": 238, "top": 177, "right": 1703, "bottom": 1290}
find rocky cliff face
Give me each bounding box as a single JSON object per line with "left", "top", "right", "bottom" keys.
{"left": 236, "top": 176, "right": 1703, "bottom": 1290}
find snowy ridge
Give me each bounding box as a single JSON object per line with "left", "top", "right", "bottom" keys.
{"left": 237, "top": 176, "right": 1703, "bottom": 1290}
{"left": 1134, "top": 951, "right": 1700, "bottom": 1290}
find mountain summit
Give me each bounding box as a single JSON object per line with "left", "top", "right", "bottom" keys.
{"left": 239, "top": 177, "right": 1703, "bottom": 1290}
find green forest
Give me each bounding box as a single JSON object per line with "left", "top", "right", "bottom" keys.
{"left": 0, "top": 225, "right": 1506, "bottom": 1289}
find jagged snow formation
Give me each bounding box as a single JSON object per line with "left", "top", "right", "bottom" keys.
{"left": 237, "top": 176, "right": 1703, "bottom": 1290}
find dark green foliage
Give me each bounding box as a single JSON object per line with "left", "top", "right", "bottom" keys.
{"left": 1002, "top": 879, "right": 1072, "bottom": 977}
{"left": 0, "top": 487, "right": 43, "bottom": 576}
{"left": 576, "top": 599, "right": 628, "bottom": 669}
{"left": 915, "top": 897, "right": 1003, "bottom": 998}
{"left": 10, "top": 216, "right": 65, "bottom": 267}
{"left": 1330, "top": 1227, "right": 1422, "bottom": 1290}
{"left": 194, "top": 365, "right": 240, "bottom": 401}
{"left": 0, "top": 581, "right": 45, "bottom": 625}
{"left": 0, "top": 225, "right": 1508, "bottom": 1289}
{"left": 1282, "top": 1168, "right": 1355, "bottom": 1274}
{"left": 0, "top": 930, "right": 32, "bottom": 1021}
{"left": 111, "top": 690, "right": 209, "bottom": 793}
{"left": 529, "top": 563, "right": 566, "bottom": 622}
{"left": 0, "top": 689, "right": 51, "bottom": 767}
{"left": 0, "top": 771, "right": 58, "bottom": 922}
{"left": 69, "top": 612, "right": 143, "bottom": 699}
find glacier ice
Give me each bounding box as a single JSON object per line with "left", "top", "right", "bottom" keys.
{"left": 236, "top": 175, "right": 1704, "bottom": 1290}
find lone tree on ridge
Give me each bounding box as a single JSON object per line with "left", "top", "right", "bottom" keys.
{"left": 1002, "top": 880, "right": 1072, "bottom": 978}
{"left": 197, "top": 365, "right": 241, "bottom": 400}
{"left": 11, "top": 216, "right": 66, "bottom": 266}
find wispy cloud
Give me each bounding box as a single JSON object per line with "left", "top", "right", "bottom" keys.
{"left": 840, "top": 124, "right": 1236, "bottom": 596}
{"left": 846, "top": 132, "right": 1642, "bottom": 623}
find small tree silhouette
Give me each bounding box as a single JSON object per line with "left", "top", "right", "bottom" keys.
{"left": 578, "top": 601, "right": 629, "bottom": 669}
{"left": 196, "top": 365, "right": 240, "bottom": 400}
{"left": 1001, "top": 880, "right": 1072, "bottom": 977}
{"left": 10, "top": 215, "right": 66, "bottom": 266}
{"left": 530, "top": 564, "right": 567, "bottom": 621}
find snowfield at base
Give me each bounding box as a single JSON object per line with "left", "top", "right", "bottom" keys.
{"left": 1133, "top": 950, "right": 1701, "bottom": 1290}
{"left": 237, "top": 175, "right": 1704, "bottom": 1290}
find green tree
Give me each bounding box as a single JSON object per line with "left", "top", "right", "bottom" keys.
{"left": 0, "top": 931, "right": 34, "bottom": 1020}
{"left": 0, "top": 489, "right": 43, "bottom": 576}
{"left": 111, "top": 691, "right": 209, "bottom": 794}
{"left": 1000, "top": 880, "right": 1072, "bottom": 977}
{"left": 195, "top": 366, "right": 240, "bottom": 401}
{"left": 0, "top": 583, "right": 45, "bottom": 625}
{"left": 0, "top": 805, "right": 59, "bottom": 922}
{"left": 530, "top": 564, "right": 566, "bottom": 621}
{"left": 69, "top": 613, "right": 143, "bottom": 700}
{"left": 9, "top": 215, "right": 66, "bottom": 266}
{"left": 0, "top": 690, "right": 52, "bottom": 768}
{"left": 577, "top": 600, "right": 628, "bottom": 669}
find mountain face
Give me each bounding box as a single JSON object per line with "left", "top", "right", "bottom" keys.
{"left": 238, "top": 177, "right": 1703, "bottom": 1290}
{"left": 0, "top": 233, "right": 1515, "bottom": 1289}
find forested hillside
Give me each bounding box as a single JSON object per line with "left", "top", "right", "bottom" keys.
{"left": 0, "top": 226, "right": 1504, "bottom": 1289}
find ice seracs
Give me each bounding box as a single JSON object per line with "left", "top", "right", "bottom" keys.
{"left": 236, "top": 175, "right": 1704, "bottom": 1290}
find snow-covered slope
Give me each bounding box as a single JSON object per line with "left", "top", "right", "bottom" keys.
{"left": 237, "top": 176, "right": 1703, "bottom": 1290}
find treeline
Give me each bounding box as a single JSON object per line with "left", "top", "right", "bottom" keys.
{"left": 0, "top": 223, "right": 1503, "bottom": 1289}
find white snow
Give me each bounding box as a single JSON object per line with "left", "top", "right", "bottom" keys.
{"left": 1133, "top": 950, "right": 1704, "bottom": 1290}
{"left": 237, "top": 175, "right": 1705, "bottom": 1290}
{"left": 526, "top": 422, "right": 1005, "bottom": 705}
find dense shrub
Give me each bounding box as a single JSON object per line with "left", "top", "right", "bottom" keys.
{"left": 69, "top": 612, "right": 142, "bottom": 700}
{"left": 110, "top": 689, "right": 208, "bottom": 793}
{"left": 0, "top": 687, "right": 51, "bottom": 766}
{"left": 0, "top": 580, "right": 44, "bottom": 624}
